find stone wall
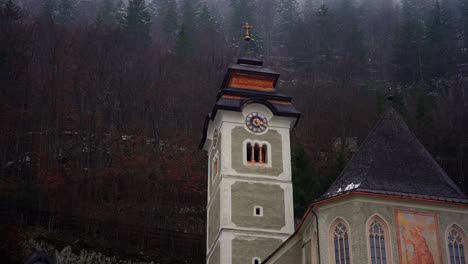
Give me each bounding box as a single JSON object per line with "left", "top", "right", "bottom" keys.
{"left": 22, "top": 239, "right": 159, "bottom": 264}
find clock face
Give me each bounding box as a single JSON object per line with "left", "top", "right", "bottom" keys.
{"left": 245, "top": 112, "right": 268, "bottom": 133}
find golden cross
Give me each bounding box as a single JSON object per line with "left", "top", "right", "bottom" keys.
{"left": 243, "top": 22, "right": 252, "bottom": 41}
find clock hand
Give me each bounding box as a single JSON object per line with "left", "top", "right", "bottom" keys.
{"left": 254, "top": 119, "right": 264, "bottom": 128}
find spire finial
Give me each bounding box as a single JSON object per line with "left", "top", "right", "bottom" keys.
{"left": 243, "top": 22, "right": 252, "bottom": 42}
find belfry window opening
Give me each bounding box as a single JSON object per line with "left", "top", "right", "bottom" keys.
{"left": 246, "top": 142, "right": 268, "bottom": 164}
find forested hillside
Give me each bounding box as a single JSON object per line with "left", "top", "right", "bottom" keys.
{"left": 1, "top": 0, "right": 467, "bottom": 262}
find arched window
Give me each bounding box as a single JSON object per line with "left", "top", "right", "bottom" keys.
{"left": 330, "top": 219, "right": 351, "bottom": 264}
{"left": 262, "top": 144, "right": 267, "bottom": 163}
{"left": 446, "top": 225, "right": 467, "bottom": 264}
{"left": 212, "top": 157, "right": 218, "bottom": 177}
{"left": 367, "top": 215, "right": 392, "bottom": 264}
{"left": 252, "top": 257, "right": 261, "bottom": 264}
{"left": 247, "top": 143, "right": 252, "bottom": 162}
{"left": 254, "top": 143, "right": 260, "bottom": 162}
{"left": 245, "top": 141, "right": 269, "bottom": 164}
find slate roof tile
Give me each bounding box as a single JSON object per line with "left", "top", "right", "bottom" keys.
{"left": 320, "top": 107, "right": 467, "bottom": 203}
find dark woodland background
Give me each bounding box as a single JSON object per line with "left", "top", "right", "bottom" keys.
{"left": 1, "top": 0, "right": 467, "bottom": 262}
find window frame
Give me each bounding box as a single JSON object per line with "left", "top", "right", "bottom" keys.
{"left": 243, "top": 139, "right": 272, "bottom": 167}
{"left": 445, "top": 224, "right": 468, "bottom": 264}
{"left": 253, "top": 205, "right": 263, "bottom": 217}
{"left": 328, "top": 217, "right": 353, "bottom": 264}
{"left": 366, "top": 214, "right": 393, "bottom": 264}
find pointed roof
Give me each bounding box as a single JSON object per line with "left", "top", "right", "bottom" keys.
{"left": 320, "top": 107, "right": 467, "bottom": 203}
{"left": 199, "top": 58, "right": 300, "bottom": 149}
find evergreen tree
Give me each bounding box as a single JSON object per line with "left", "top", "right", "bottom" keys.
{"left": 359, "top": 0, "right": 397, "bottom": 80}
{"left": 317, "top": 4, "right": 336, "bottom": 64}
{"left": 115, "top": 1, "right": 126, "bottom": 25}
{"left": 56, "top": 0, "right": 74, "bottom": 25}
{"left": 122, "top": 0, "right": 151, "bottom": 42}
{"left": 464, "top": 0, "right": 468, "bottom": 50}
{"left": 0, "top": 0, "right": 22, "bottom": 81}
{"left": 163, "top": 0, "right": 178, "bottom": 35}
{"left": 96, "top": 0, "right": 116, "bottom": 26}
{"left": 1, "top": 0, "right": 21, "bottom": 23}
{"left": 176, "top": 0, "right": 202, "bottom": 54}
{"left": 256, "top": 0, "right": 277, "bottom": 59}
{"left": 423, "top": 1, "right": 455, "bottom": 79}
{"left": 275, "top": 0, "right": 298, "bottom": 51}
{"left": 181, "top": 0, "right": 201, "bottom": 32}
{"left": 147, "top": 0, "right": 159, "bottom": 17}
{"left": 395, "top": 0, "right": 425, "bottom": 84}
{"left": 40, "top": 0, "right": 57, "bottom": 22}
{"left": 291, "top": 143, "right": 316, "bottom": 217}
{"left": 175, "top": 24, "right": 192, "bottom": 58}
{"left": 334, "top": 0, "right": 366, "bottom": 81}
{"left": 196, "top": 3, "right": 213, "bottom": 31}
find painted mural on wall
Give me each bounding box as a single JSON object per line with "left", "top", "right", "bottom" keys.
{"left": 395, "top": 210, "right": 443, "bottom": 264}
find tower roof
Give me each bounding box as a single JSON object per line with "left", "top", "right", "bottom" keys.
{"left": 320, "top": 107, "right": 467, "bottom": 203}
{"left": 199, "top": 58, "right": 300, "bottom": 149}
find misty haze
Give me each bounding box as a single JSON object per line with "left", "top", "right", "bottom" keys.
{"left": 1, "top": 0, "right": 467, "bottom": 263}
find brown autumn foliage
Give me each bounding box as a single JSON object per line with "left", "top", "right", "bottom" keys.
{"left": 0, "top": 0, "right": 467, "bottom": 261}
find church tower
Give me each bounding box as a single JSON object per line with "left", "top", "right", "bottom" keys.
{"left": 200, "top": 57, "right": 300, "bottom": 264}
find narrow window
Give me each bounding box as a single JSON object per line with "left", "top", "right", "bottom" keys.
{"left": 247, "top": 143, "right": 252, "bottom": 162}
{"left": 213, "top": 158, "right": 218, "bottom": 178}
{"left": 369, "top": 221, "right": 385, "bottom": 264}
{"left": 331, "top": 220, "right": 351, "bottom": 264}
{"left": 253, "top": 206, "right": 263, "bottom": 216}
{"left": 262, "top": 144, "right": 267, "bottom": 163}
{"left": 447, "top": 225, "right": 467, "bottom": 264}
{"left": 252, "top": 257, "right": 261, "bottom": 264}
{"left": 254, "top": 143, "right": 260, "bottom": 162}
{"left": 367, "top": 215, "right": 392, "bottom": 264}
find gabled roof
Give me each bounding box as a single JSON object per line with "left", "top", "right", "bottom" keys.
{"left": 320, "top": 107, "right": 467, "bottom": 203}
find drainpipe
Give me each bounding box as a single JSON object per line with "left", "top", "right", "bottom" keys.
{"left": 311, "top": 206, "right": 321, "bottom": 264}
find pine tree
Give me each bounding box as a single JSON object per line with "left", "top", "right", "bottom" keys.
{"left": 40, "top": 0, "right": 56, "bottom": 22}
{"left": 424, "top": 0, "right": 455, "bottom": 79}
{"left": 333, "top": 0, "right": 366, "bottom": 81}
{"left": 175, "top": 24, "right": 192, "bottom": 58}
{"left": 96, "top": 0, "right": 116, "bottom": 26}
{"left": 359, "top": 0, "right": 397, "bottom": 80}
{"left": 147, "top": 0, "right": 159, "bottom": 17}
{"left": 56, "top": 0, "right": 75, "bottom": 25}
{"left": 275, "top": 0, "right": 298, "bottom": 51}
{"left": 115, "top": 0, "right": 126, "bottom": 25}
{"left": 0, "top": 0, "right": 22, "bottom": 79}
{"left": 317, "top": 4, "right": 336, "bottom": 63}
{"left": 196, "top": 3, "right": 213, "bottom": 31}
{"left": 181, "top": 0, "right": 201, "bottom": 32}
{"left": 291, "top": 143, "right": 316, "bottom": 217}
{"left": 395, "top": 0, "right": 425, "bottom": 84}
{"left": 122, "top": 0, "right": 151, "bottom": 42}
{"left": 462, "top": 0, "right": 468, "bottom": 50}
{"left": 163, "top": 0, "right": 178, "bottom": 35}
{"left": 1, "top": 0, "right": 21, "bottom": 23}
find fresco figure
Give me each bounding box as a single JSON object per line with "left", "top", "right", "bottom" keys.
{"left": 402, "top": 225, "right": 434, "bottom": 264}
{"left": 395, "top": 210, "right": 443, "bottom": 264}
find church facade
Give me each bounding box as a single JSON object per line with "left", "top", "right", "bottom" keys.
{"left": 200, "top": 58, "right": 468, "bottom": 264}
